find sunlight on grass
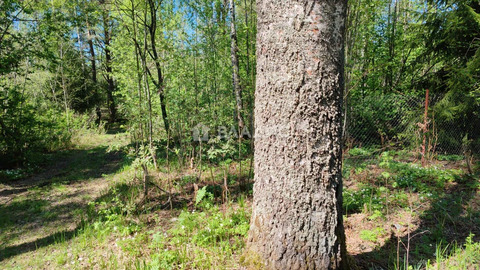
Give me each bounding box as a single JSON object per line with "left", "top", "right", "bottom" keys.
{"left": 1, "top": 131, "right": 478, "bottom": 269}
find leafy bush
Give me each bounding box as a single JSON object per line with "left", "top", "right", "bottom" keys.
{"left": 0, "top": 87, "right": 72, "bottom": 169}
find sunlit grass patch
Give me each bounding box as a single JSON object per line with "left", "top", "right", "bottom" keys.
{"left": 426, "top": 234, "right": 480, "bottom": 269}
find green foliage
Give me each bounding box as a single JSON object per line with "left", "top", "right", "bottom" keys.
{"left": 360, "top": 227, "right": 385, "bottom": 243}
{"left": 207, "top": 138, "right": 239, "bottom": 162}
{"left": 343, "top": 182, "right": 409, "bottom": 214}
{"left": 343, "top": 186, "right": 383, "bottom": 213}
{"left": 436, "top": 154, "right": 464, "bottom": 161}
{"left": 345, "top": 0, "right": 480, "bottom": 154}
{"left": 347, "top": 94, "right": 415, "bottom": 146}
{"left": 142, "top": 205, "right": 250, "bottom": 269}
{"left": 343, "top": 148, "right": 469, "bottom": 217}
{"left": 1, "top": 0, "right": 480, "bottom": 268}
{"left": 43, "top": 41, "right": 101, "bottom": 114}
{"left": 421, "top": 0, "right": 480, "bottom": 153}
{"left": 348, "top": 147, "right": 376, "bottom": 157}
{"left": 130, "top": 145, "right": 155, "bottom": 169}
{"left": 384, "top": 161, "right": 462, "bottom": 191}
{"left": 0, "top": 0, "right": 102, "bottom": 168}
{"left": 195, "top": 186, "right": 214, "bottom": 207}
{"left": 426, "top": 234, "right": 480, "bottom": 269}
{"left": 0, "top": 85, "right": 72, "bottom": 168}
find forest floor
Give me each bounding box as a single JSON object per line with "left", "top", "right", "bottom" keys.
{"left": 0, "top": 131, "right": 479, "bottom": 269}
{"left": 0, "top": 131, "right": 132, "bottom": 268}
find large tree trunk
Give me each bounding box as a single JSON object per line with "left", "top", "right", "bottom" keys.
{"left": 229, "top": 0, "right": 245, "bottom": 132}
{"left": 246, "top": 0, "right": 348, "bottom": 269}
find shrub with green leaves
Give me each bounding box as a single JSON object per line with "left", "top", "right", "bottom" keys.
{"left": 0, "top": 86, "right": 72, "bottom": 169}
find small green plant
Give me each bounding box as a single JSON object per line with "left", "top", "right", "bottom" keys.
{"left": 55, "top": 252, "right": 68, "bottom": 266}
{"left": 360, "top": 227, "right": 385, "bottom": 243}
{"left": 437, "top": 154, "right": 464, "bottom": 161}
{"left": 368, "top": 210, "right": 384, "bottom": 221}
{"left": 348, "top": 147, "right": 376, "bottom": 156}
{"left": 207, "top": 138, "right": 238, "bottom": 164}
{"left": 195, "top": 186, "right": 214, "bottom": 207}
{"left": 343, "top": 185, "right": 384, "bottom": 213}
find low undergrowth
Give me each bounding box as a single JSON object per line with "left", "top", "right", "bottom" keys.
{"left": 1, "top": 138, "right": 479, "bottom": 269}
{"left": 343, "top": 148, "right": 480, "bottom": 269}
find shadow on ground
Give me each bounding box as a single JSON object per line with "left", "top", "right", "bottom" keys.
{"left": 0, "top": 146, "right": 131, "bottom": 262}
{"left": 0, "top": 208, "right": 83, "bottom": 261}
{"left": 0, "top": 146, "right": 128, "bottom": 188}
{"left": 353, "top": 174, "right": 480, "bottom": 269}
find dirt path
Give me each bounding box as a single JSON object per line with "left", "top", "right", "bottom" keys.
{"left": 0, "top": 133, "right": 129, "bottom": 261}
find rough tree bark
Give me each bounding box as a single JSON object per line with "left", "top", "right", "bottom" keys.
{"left": 246, "top": 0, "right": 348, "bottom": 269}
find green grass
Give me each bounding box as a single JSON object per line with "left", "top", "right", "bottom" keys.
{"left": 144, "top": 204, "right": 249, "bottom": 269}
{"left": 426, "top": 234, "right": 480, "bottom": 269}
{"left": 1, "top": 135, "right": 479, "bottom": 269}
{"left": 343, "top": 148, "right": 480, "bottom": 269}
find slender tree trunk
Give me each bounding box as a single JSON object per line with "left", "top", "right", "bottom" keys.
{"left": 84, "top": 26, "right": 92, "bottom": 73}
{"left": 130, "top": 0, "right": 144, "bottom": 142}
{"left": 220, "top": 0, "right": 228, "bottom": 35}
{"left": 142, "top": 8, "right": 158, "bottom": 170}
{"left": 86, "top": 20, "right": 102, "bottom": 124}
{"left": 127, "top": 5, "right": 158, "bottom": 169}
{"left": 147, "top": 0, "right": 170, "bottom": 135}
{"left": 244, "top": 0, "right": 255, "bottom": 134}
{"left": 244, "top": 0, "right": 251, "bottom": 81}
{"left": 194, "top": 14, "right": 200, "bottom": 116}
{"left": 102, "top": 11, "right": 116, "bottom": 123}
{"left": 59, "top": 43, "right": 70, "bottom": 132}
{"left": 229, "top": 0, "right": 245, "bottom": 132}
{"left": 246, "top": 0, "right": 348, "bottom": 269}
{"left": 386, "top": 0, "right": 397, "bottom": 91}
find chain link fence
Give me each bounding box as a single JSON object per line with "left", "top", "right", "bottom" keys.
{"left": 342, "top": 92, "right": 476, "bottom": 162}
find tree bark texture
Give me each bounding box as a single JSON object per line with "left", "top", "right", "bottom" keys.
{"left": 247, "top": 0, "right": 348, "bottom": 269}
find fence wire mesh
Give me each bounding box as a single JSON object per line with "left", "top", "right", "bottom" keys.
{"left": 342, "top": 93, "right": 475, "bottom": 162}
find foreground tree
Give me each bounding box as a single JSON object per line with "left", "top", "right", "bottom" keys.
{"left": 246, "top": 0, "right": 348, "bottom": 269}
